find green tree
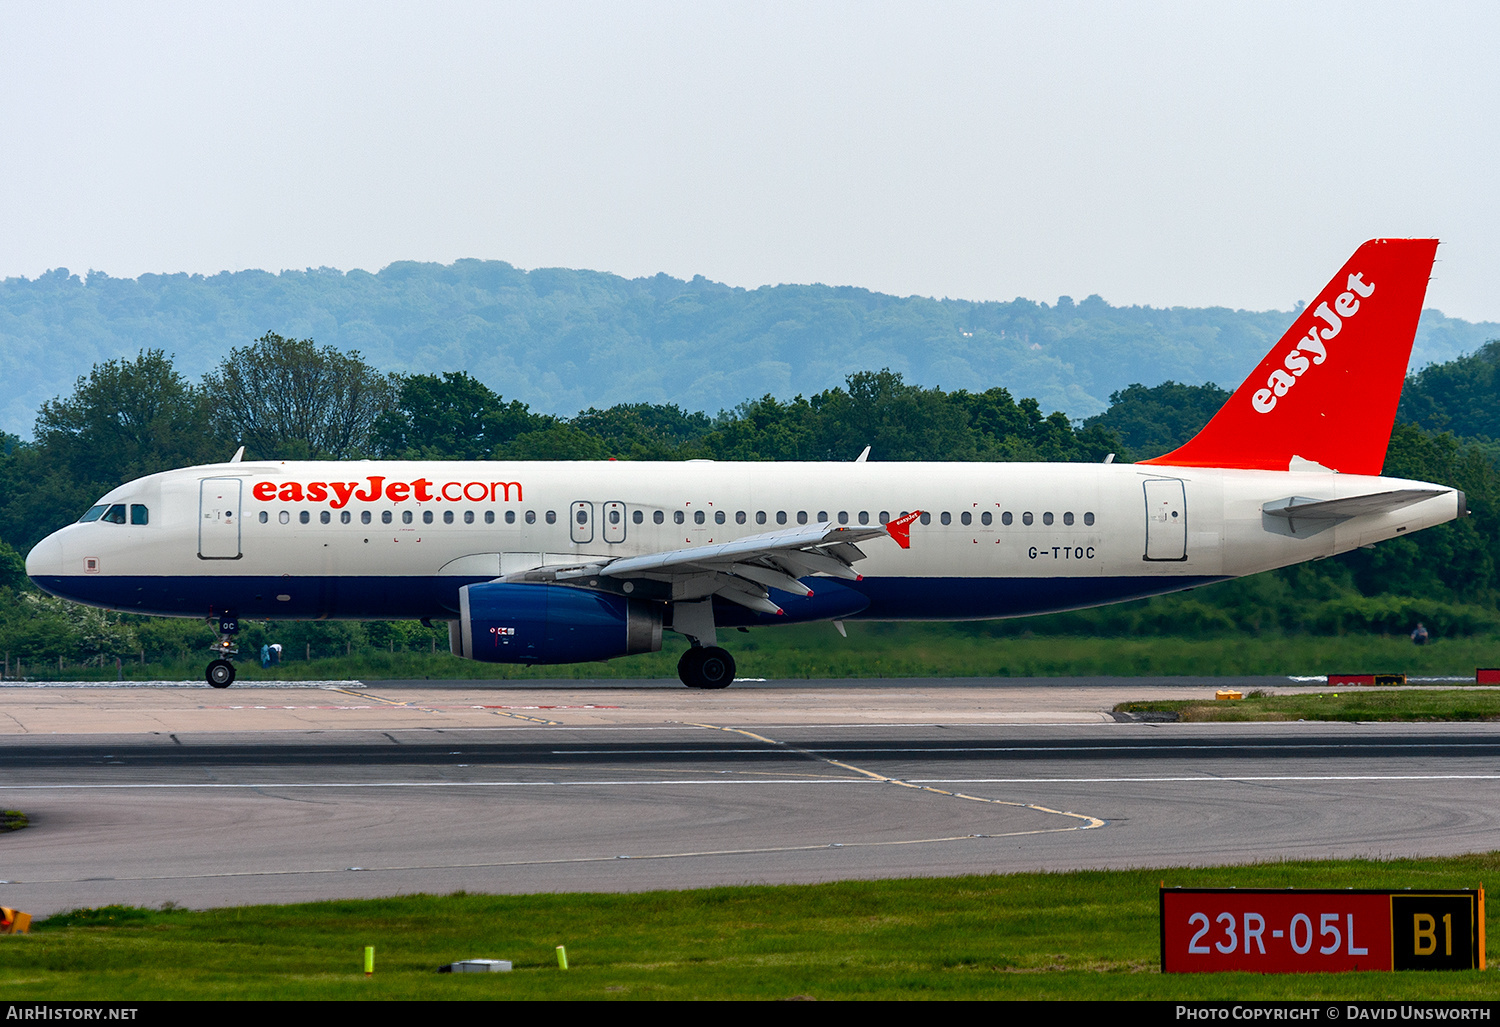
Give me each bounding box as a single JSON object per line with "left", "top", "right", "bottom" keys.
{"left": 371, "top": 372, "right": 542, "bottom": 459}
{"left": 202, "top": 333, "right": 395, "bottom": 459}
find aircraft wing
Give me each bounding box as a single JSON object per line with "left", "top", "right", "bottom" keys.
{"left": 500, "top": 512, "right": 921, "bottom": 614}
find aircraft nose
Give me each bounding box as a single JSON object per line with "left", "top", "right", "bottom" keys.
{"left": 25, "top": 530, "right": 65, "bottom": 581}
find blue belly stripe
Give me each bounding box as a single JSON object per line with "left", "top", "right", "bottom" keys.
{"left": 32, "top": 572, "right": 1227, "bottom": 623}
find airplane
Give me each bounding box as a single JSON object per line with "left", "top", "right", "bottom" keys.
{"left": 25, "top": 238, "right": 1461, "bottom": 689}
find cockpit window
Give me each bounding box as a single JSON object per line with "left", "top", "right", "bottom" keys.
{"left": 79, "top": 505, "right": 108, "bottom": 523}
{"left": 130, "top": 504, "right": 149, "bottom": 525}
{"left": 103, "top": 504, "right": 127, "bottom": 524}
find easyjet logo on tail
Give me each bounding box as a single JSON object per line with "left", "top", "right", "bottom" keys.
{"left": 251, "top": 476, "right": 523, "bottom": 508}
{"left": 1251, "top": 272, "right": 1375, "bottom": 414}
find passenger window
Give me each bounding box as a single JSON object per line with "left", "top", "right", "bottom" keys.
{"left": 403, "top": 511, "right": 413, "bottom": 525}
{"left": 960, "top": 512, "right": 971, "bottom": 526}
{"left": 104, "top": 504, "right": 127, "bottom": 524}
{"left": 130, "top": 504, "right": 149, "bottom": 525}
{"left": 715, "top": 510, "right": 725, "bottom": 524}
{"left": 361, "top": 511, "right": 372, "bottom": 525}
{"left": 1084, "top": 512, "right": 1095, "bottom": 526}
{"left": 341, "top": 511, "right": 352, "bottom": 525}
{"left": 382, "top": 511, "right": 393, "bottom": 524}
{"left": 940, "top": 512, "right": 951, "bottom": 525}
{"left": 576, "top": 509, "right": 588, "bottom": 524}
{"left": 694, "top": 511, "right": 705, "bottom": 525}
{"left": 817, "top": 511, "right": 828, "bottom": 522}
{"left": 653, "top": 510, "right": 664, "bottom": 524}
{"left": 485, "top": 511, "right": 495, "bottom": 524}
{"left": 981, "top": 511, "right": 992, "bottom": 526}
{"left": 545, "top": 511, "right": 556, "bottom": 524}
{"left": 525, "top": 511, "right": 536, "bottom": 524}
{"left": 919, "top": 512, "right": 931, "bottom": 525}
{"left": 321, "top": 511, "right": 331, "bottom": 525}
{"left": 1043, "top": 512, "right": 1054, "bottom": 526}
{"left": 1002, "top": 511, "right": 1013, "bottom": 525}
{"left": 300, "top": 511, "right": 310, "bottom": 525}
{"left": 838, "top": 511, "right": 849, "bottom": 524}
{"left": 858, "top": 511, "right": 870, "bottom": 525}
{"left": 464, "top": 511, "right": 475, "bottom": 524}
{"left": 632, "top": 510, "right": 643, "bottom": 524}
{"left": 259, "top": 511, "right": 269, "bottom": 524}
{"left": 797, "top": 511, "right": 808, "bottom": 525}
{"left": 879, "top": 511, "right": 890, "bottom": 524}
{"left": 506, "top": 511, "right": 516, "bottom": 524}
{"left": 675, "top": 510, "right": 686, "bottom": 525}
{"left": 279, "top": 511, "right": 290, "bottom": 525}
{"left": 756, "top": 511, "right": 767, "bottom": 525}
{"left": 1022, "top": 512, "right": 1033, "bottom": 526}
{"left": 79, "top": 505, "right": 107, "bottom": 523}
{"left": 776, "top": 511, "right": 787, "bottom": 525}
{"left": 735, "top": 511, "right": 746, "bottom": 524}
{"left": 1064, "top": 512, "right": 1074, "bottom": 526}
{"left": 443, "top": 511, "right": 454, "bottom": 524}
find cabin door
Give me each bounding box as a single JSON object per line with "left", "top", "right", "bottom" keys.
{"left": 1143, "top": 479, "right": 1187, "bottom": 562}
{"left": 199, "top": 478, "right": 242, "bottom": 559}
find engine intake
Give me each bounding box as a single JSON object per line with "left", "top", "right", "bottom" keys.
{"left": 450, "top": 583, "right": 663, "bottom": 664}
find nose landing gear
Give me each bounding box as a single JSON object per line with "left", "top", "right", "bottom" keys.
{"left": 205, "top": 614, "right": 239, "bottom": 688}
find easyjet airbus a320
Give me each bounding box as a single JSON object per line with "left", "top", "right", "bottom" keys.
{"left": 26, "top": 239, "right": 1461, "bottom": 688}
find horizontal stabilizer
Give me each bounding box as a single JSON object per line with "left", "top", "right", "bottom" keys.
{"left": 1262, "top": 489, "right": 1447, "bottom": 538}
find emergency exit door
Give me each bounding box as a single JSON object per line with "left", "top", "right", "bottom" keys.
{"left": 570, "top": 501, "right": 594, "bottom": 544}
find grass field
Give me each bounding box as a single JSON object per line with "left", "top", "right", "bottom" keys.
{"left": 26, "top": 623, "right": 1500, "bottom": 683}
{"left": 3, "top": 856, "right": 1497, "bottom": 1000}
{"left": 1116, "top": 688, "right": 1500, "bottom": 723}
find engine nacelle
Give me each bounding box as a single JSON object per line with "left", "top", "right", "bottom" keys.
{"left": 450, "top": 583, "right": 663, "bottom": 664}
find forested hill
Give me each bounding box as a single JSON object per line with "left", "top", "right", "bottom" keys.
{"left": 2, "top": 261, "right": 1494, "bottom": 437}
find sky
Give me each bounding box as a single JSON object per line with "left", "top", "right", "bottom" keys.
{"left": 2, "top": 1, "right": 1496, "bottom": 320}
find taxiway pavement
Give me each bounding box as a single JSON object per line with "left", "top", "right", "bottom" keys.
{"left": 1, "top": 678, "right": 1496, "bottom": 915}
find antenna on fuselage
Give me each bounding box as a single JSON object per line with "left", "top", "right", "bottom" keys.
{"left": 229, "top": 446, "right": 245, "bottom": 463}
{"left": 855, "top": 446, "right": 871, "bottom": 463}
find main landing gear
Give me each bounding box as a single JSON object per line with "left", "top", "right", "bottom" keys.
{"left": 205, "top": 614, "right": 239, "bottom": 689}
{"left": 678, "top": 646, "right": 736, "bottom": 689}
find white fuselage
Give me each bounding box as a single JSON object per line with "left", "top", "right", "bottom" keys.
{"left": 25, "top": 459, "right": 1461, "bottom": 626}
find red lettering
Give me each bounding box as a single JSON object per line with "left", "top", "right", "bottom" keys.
{"left": 306, "top": 482, "right": 329, "bottom": 503}
{"left": 441, "top": 481, "right": 462, "bottom": 501}
{"left": 413, "top": 479, "right": 434, "bottom": 502}
{"left": 464, "top": 481, "right": 487, "bottom": 502}
{"left": 252, "top": 481, "right": 276, "bottom": 501}
{"left": 355, "top": 476, "right": 385, "bottom": 502}
{"left": 490, "top": 481, "right": 522, "bottom": 501}
{"left": 386, "top": 481, "right": 410, "bottom": 502}
{"left": 328, "top": 482, "right": 358, "bottom": 508}
{"left": 278, "top": 482, "right": 304, "bottom": 502}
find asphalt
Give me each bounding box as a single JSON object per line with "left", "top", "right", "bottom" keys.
{"left": 1, "top": 678, "right": 1497, "bottom": 915}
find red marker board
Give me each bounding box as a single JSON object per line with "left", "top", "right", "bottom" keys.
{"left": 1161, "top": 888, "right": 1484, "bottom": 973}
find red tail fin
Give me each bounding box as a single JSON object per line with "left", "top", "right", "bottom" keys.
{"left": 1141, "top": 238, "right": 1437, "bottom": 475}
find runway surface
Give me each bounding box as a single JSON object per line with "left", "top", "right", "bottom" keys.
{"left": 1, "top": 678, "right": 1498, "bottom": 915}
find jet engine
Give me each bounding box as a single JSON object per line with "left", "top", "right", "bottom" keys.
{"left": 450, "top": 582, "right": 662, "bottom": 664}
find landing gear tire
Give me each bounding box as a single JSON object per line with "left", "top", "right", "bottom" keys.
{"left": 678, "top": 646, "right": 735, "bottom": 689}
{"left": 206, "top": 659, "right": 236, "bottom": 689}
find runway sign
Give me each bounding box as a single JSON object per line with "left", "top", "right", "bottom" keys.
{"left": 1477, "top": 668, "right": 1500, "bottom": 684}
{"left": 1160, "top": 888, "right": 1485, "bottom": 973}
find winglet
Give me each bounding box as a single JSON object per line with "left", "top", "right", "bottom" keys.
{"left": 886, "top": 510, "right": 921, "bottom": 549}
